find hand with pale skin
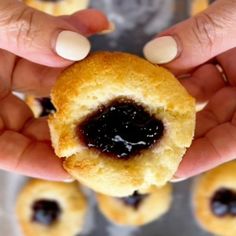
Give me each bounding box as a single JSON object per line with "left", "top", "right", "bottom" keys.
{"left": 143, "top": 0, "right": 236, "bottom": 181}
{"left": 0, "top": 0, "right": 109, "bottom": 181}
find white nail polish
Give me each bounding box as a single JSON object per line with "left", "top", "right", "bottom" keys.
{"left": 170, "top": 177, "right": 187, "bottom": 183}
{"left": 63, "top": 177, "right": 75, "bottom": 183}
{"left": 99, "top": 21, "right": 116, "bottom": 35}
{"left": 143, "top": 36, "right": 178, "bottom": 64}
{"left": 63, "top": 178, "right": 75, "bottom": 183}
{"left": 55, "top": 31, "right": 91, "bottom": 61}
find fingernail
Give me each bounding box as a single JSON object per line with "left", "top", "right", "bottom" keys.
{"left": 63, "top": 177, "right": 75, "bottom": 183}
{"left": 170, "top": 176, "right": 187, "bottom": 183}
{"left": 196, "top": 101, "right": 207, "bottom": 112}
{"left": 55, "top": 31, "right": 91, "bottom": 61}
{"left": 99, "top": 21, "right": 116, "bottom": 35}
{"left": 143, "top": 36, "right": 178, "bottom": 64}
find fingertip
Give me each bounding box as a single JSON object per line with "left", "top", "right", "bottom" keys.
{"left": 170, "top": 176, "right": 188, "bottom": 183}
{"left": 69, "top": 8, "right": 110, "bottom": 35}
{"left": 33, "top": 157, "right": 72, "bottom": 182}
{"left": 62, "top": 177, "right": 75, "bottom": 183}
{"left": 55, "top": 31, "right": 91, "bottom": 61}
{"left": 143, "top": 0, "right": 236, "bottom": 73}
{"left": 84, "top": 8, "right": 109, "bottom": 25}
{"left": 143, "top": 36, "right": 179, "bottom": 65}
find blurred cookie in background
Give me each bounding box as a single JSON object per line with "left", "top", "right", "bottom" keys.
{"left": 96, "top": 184, "right": 172, "bottom": 226}
{"left": 193, "top": 161, "right": 236, "bottom": 236}
{"left": 190, "top": 0, "right": 209, "bottom": 16}
{"left": 16, "top": 179, "right": 87, "bottom": 236}
{"left": 23, "top": 0, "right": 90, "bottom": 16}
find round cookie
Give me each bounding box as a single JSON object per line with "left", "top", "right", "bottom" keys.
{"left": 16, "top": 179, "right": 87, "bottom": 236}
{"left": 193, "top": 161, "right": 236, "bottom": 236}
{"left": 23, "top": 0, "right": 89, "bottom": 16}
{"left": 191, "top": 0, "right": 209, "bottom": 16}
{"left": 96, "top": 184, "right": 172, "bottom": 226}
{"left": 26, "top": 96, "right": 56, "bottom": 117}
{"left": 49, "top": 51, "right": 195, "bottom": 197}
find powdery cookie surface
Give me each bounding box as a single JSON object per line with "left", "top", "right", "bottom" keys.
{"left": 193, "top": 161, "right": 236, "bottom": 236}
{"left": 49, "top": 51, "right": 195, "bottom": 196}
{"left": 16, "top": 179, "right": 87, "bottom": 236}
{"left": 96, "top": 184, "right": 172, "bottom": 226}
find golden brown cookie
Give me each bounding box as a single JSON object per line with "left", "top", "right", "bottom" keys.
{"left": 49, "top": 51, "right": 195, "bottom": 197}
{"left": 23, "top": 0, "right": 89, "bottom": 16}
{"left": 26, "top": 96, "right": 56, "bottom": 117}
{"left": 16, "top": 179, "right": 87, "bottom": 236}
{"left": 191, "top": 0, "right": 209, "bottom": 16}
{"left": 193, "top": 161, "right": 236, "bottom": 236}
{"left": 96, "top": 184, "right": 172, "bottom": 226}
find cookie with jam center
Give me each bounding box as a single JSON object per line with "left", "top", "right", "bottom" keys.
{"left": 23, "top": 0, "right": 89, "bottom": 16}
{"left": 49, "top": 51, "right": 195, "bottom": 197}
{"left": 96, "top": 184, "right": 172, "bottom": 226}
{"left": 193, "top": 161, "right": 236, "bottom": 236}
{"left": 16, "top": 179, "right": 87, "bottom": 236}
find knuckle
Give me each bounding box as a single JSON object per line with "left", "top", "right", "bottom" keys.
{"left": 0, "top": 5, "right": 38, "bottom": 49}
{"left": 14, "top": 8, "right": 37, "bottom": 49}
{"left": 191, "top": 12, "right": 218, "bottom": 51}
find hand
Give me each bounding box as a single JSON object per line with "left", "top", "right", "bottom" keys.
{"left": 143, "top": 0, "right": 236, "bottom": 180}
{"left": 0, "top": 0, "right": 109, "bottom": 181}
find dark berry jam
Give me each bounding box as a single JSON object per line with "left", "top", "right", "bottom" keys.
{"left": 211, "top": 188, "right": 236, "bottom": 217}
{"left": 78, "top": 98, "right": 164, "bottom": 158}
{"left": 32, "top": 200, "right": 61, "bottom": 225}
{"left": 37, "top": 98, "right": 56, "bottom": 117}
{"left": 119, "top": 191, "right": 148, "bottom": 209}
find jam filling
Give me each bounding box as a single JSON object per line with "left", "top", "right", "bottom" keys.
{"left": 211, "top": 188, "right": 236, "bottom": 217}
{"left": 78, "top": 99, "right": 164, "bottom": 158}
{"left": 32, "top": 200, "right": 61, "bottom": 225}
{"left": 37, "top": 98, "right": 56, "bottom": 117}
{"left": 119, "top": 191, "right": 148, "bottom": 209}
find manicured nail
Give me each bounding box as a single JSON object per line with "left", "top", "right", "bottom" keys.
{"left": 196, "top": 101, "right": 207, "bottom": 112}
{"left": 63, "top": 177, "right": 75, "bottom": 183}
{"left": 143, "top": 36, "right": 178, "bottom": 64}
{"left": 99, "top": 21, "right": 116, "bottom": 35}
{"left": 55, "top": 31, "right": 91, "bottom": 61}
{"left": 170, "top": 176, "right": 187, "bottom": 183}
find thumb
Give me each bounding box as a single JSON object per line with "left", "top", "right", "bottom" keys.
{"left": 143, "top": 0, "right": 236, "bottom": 74}
{"left": 0, "top": 1, "right": 109, "bottom": 67}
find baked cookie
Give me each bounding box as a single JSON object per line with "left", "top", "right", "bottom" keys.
{"left": 193, "top": 161, "right": 236, "bottom": 236}
{"left": 23, "top": 0, "right": 89, "bottom": 16}
{"left": 49, "top": 51, "right": 195, "bottom": 197}
{"left": 26, "top": 96, "right": 56, "bottom": 117}
{"left": 16, "top": 179, "right": 87, "bottom": 236}
{"left": 96, "top": 184, "right": 172, "bottom": 226}
{"left": 191, "top": 0, "right": 209, "bottom": 16}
